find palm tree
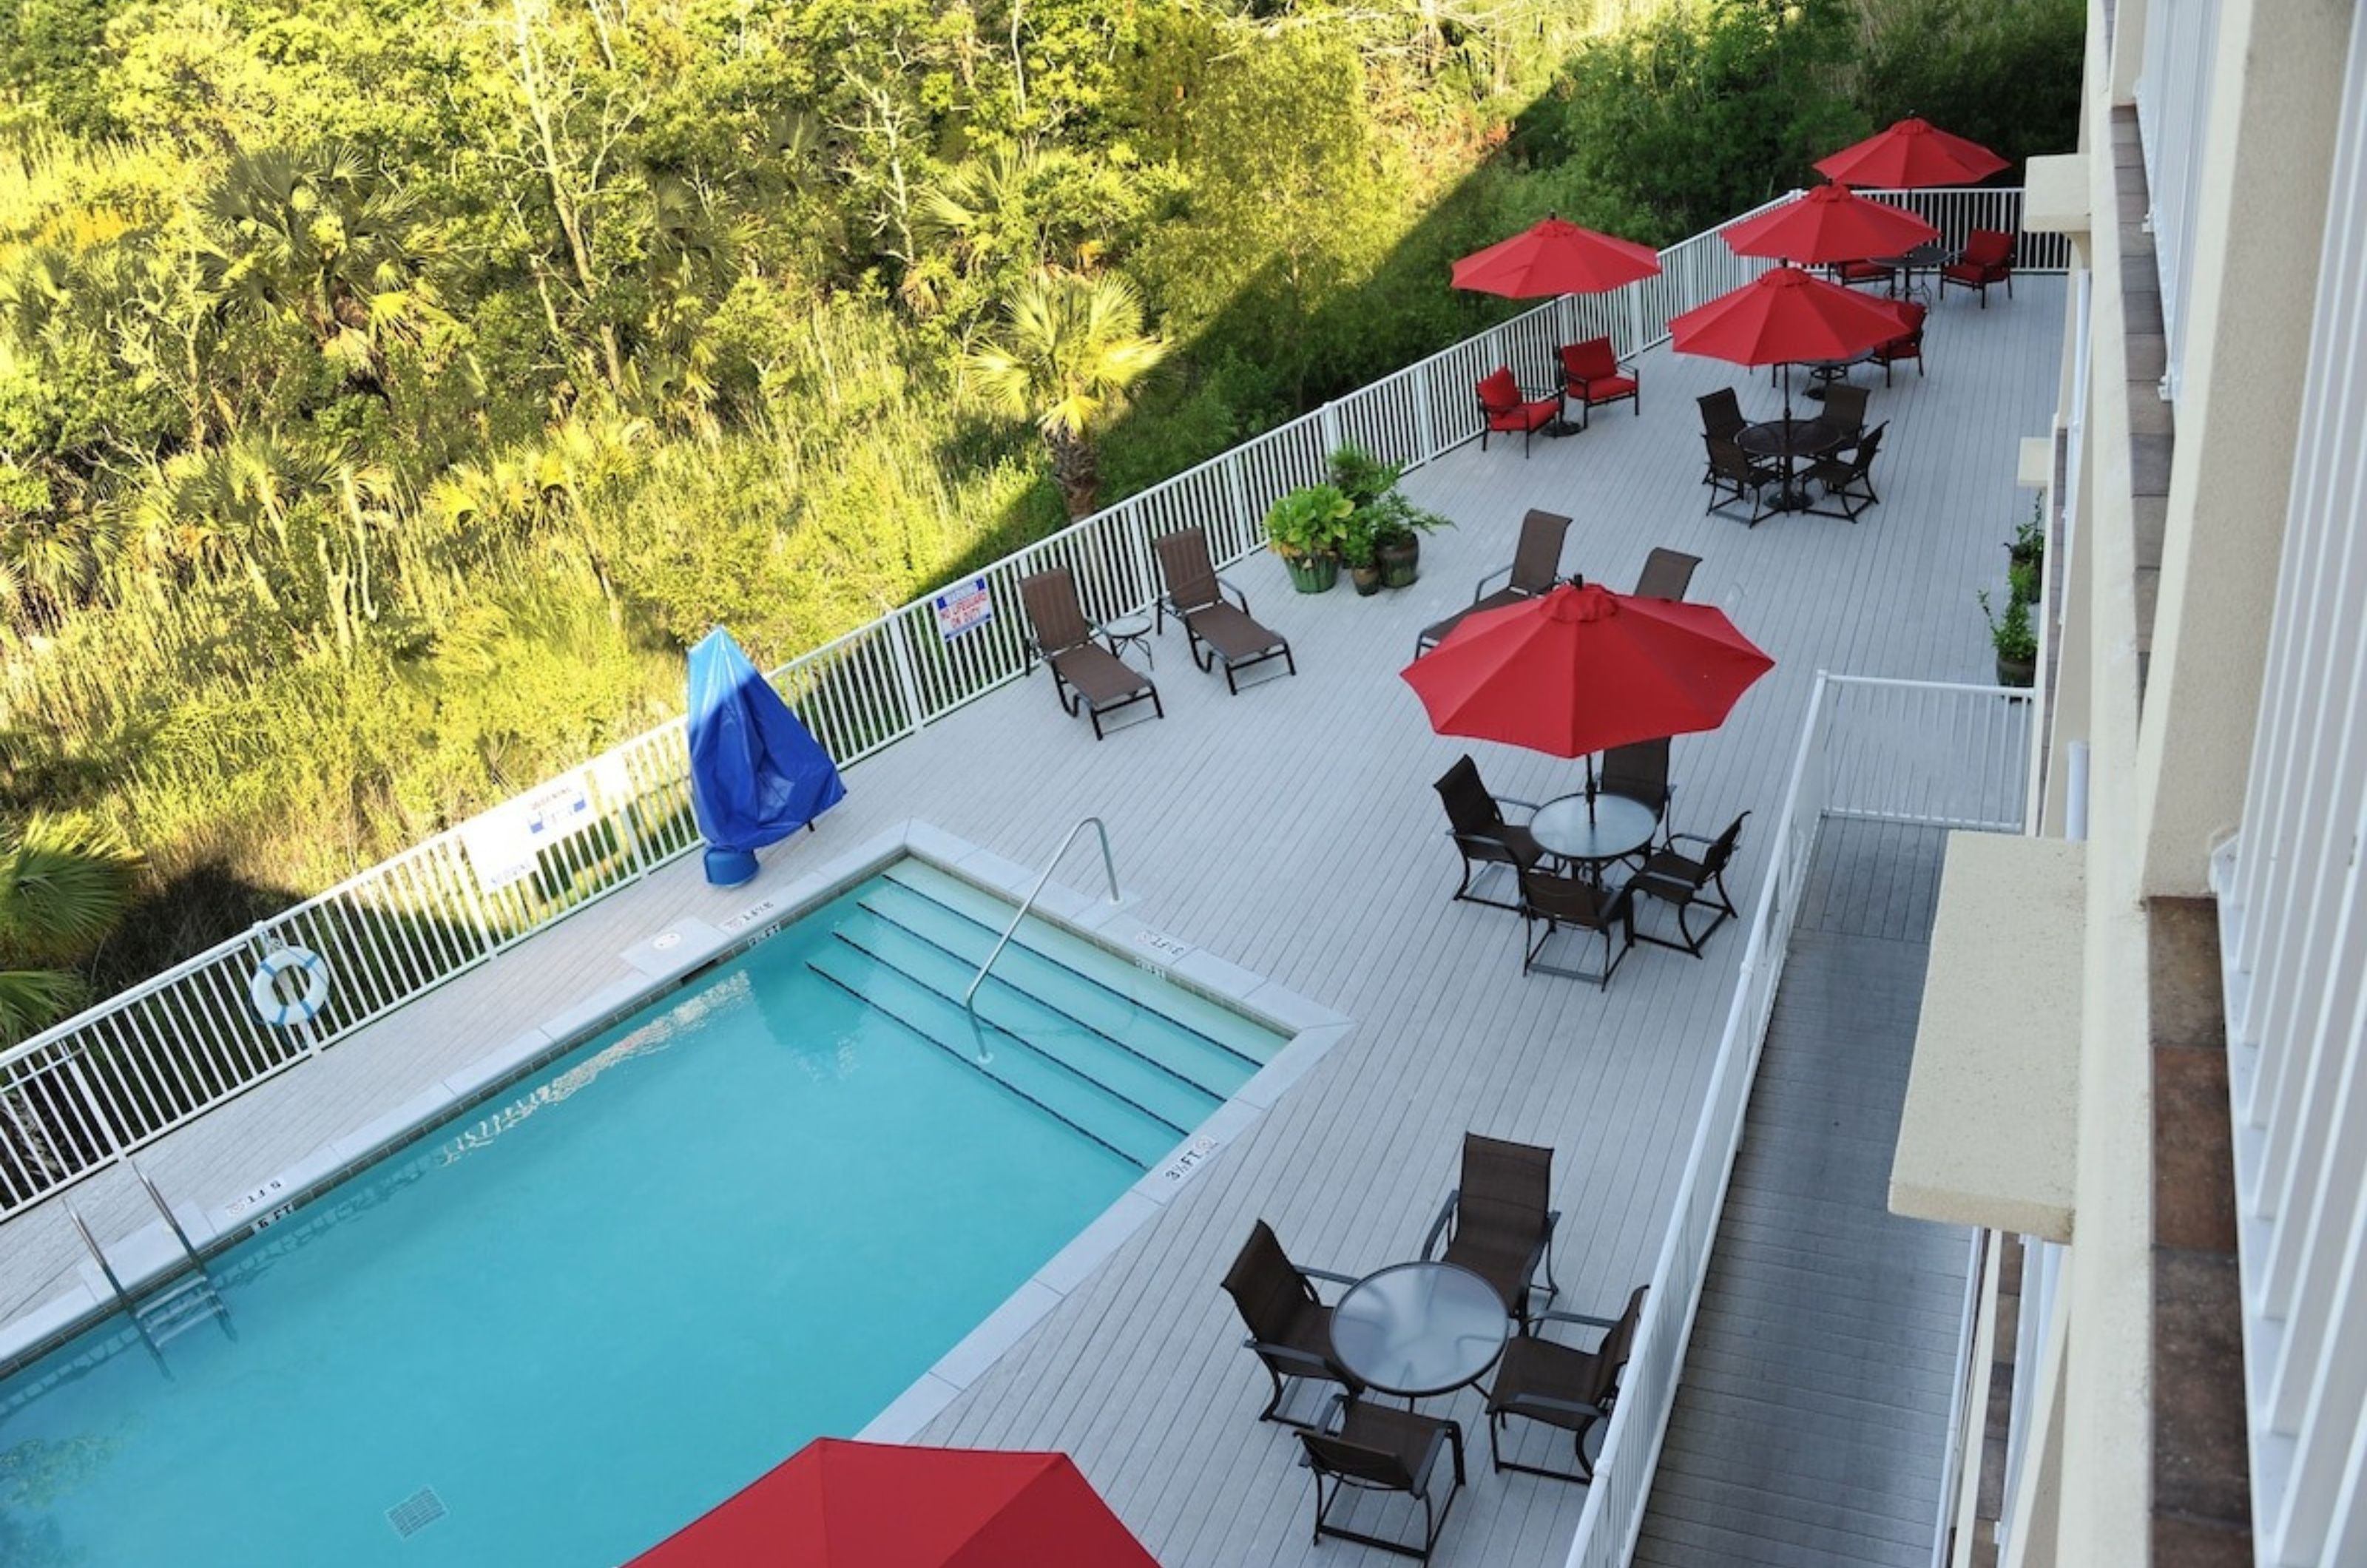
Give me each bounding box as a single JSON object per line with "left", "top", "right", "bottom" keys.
{"left": 965, "top": 272, "right": 1167, "bottom": 519}
{"left": 0, "top": 815, "right": 139, "bottom": 1047}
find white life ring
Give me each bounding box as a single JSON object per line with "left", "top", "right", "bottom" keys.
{"left": 249, "top": 946, "right": 331, "bottom": 1027}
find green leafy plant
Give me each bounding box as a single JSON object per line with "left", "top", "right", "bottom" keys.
{"left": 1326, "top": 445, "right": 1451, "bottom": 550}
{"left": 1979, "top": 589, "right": 2038, "bottom": 664}
{"left": 1263, "top": 484, "right": 1355, "bottom": 561}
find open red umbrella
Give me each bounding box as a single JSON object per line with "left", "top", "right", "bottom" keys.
{"left": 628, "top": 1439, "right": 1159, "bottom": 1567}
{"left": 1815, "top": 118, "right": 2010, "bottom": 189}
{"left": 1450, "top": 214, "right": 1662, "bottom": 297}
{"left": 1719, "top": 182, "right": 1938, "bottom": 266}
{"left": 1400, "top": 582, "right": 1774, "bottom": 768}
{"left": 1669, "top": 266, "right": 1912, "bottom": 417}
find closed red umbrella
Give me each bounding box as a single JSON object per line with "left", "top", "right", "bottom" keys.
{"left": 1720, "top": 182, "right": 1938, "bottom": 266}
{"left": 1450, "top": 214, "right": 1663, "bottom": 297}
{"left": 1400, "top": 582, "right": 1774, "bottom": 763}
{"left": 1816, "top": 118, "right": 2010, "bottom": 189}
{"left": 628, "top": 1439, "right": 1160, "bottom": 1567}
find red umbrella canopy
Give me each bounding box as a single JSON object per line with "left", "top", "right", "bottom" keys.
{"left": 1720, "top": 183, "right": 1939, "bottom": 265}
{"left": 1816, "top": 118, "right": 2011, "bottom": 189}
{"left": 1451, "top": 215, "right": 1663, "bottom": 298}
{"left": 1668, "top": 266, "right": 1913, "bottom": 369}
{"left": 628, "top": 1439, "right": 1161, "bottom": 1568}
{"left": 1401, "top": 582, "right": 1774, "bottom": 760}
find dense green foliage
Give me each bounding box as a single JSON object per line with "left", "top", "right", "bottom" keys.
{"left": 0, "top": 0, "right": 2079, "bottom": 1022}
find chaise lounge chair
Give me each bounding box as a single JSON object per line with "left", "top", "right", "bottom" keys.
{"left": 1017, "top": 568, "right": 1164, "bottom": 740}
{"left": 1153, "top": 527, "right": 1297, "bottom": 694}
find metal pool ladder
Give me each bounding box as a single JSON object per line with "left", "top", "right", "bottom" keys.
{"left": 961, "top": 817, "right": 1123, "bottom": 1062}
{"left": 64, "top": 1166, "right": 233, "bottom": 1365}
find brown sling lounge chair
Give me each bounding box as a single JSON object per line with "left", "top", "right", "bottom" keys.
{"left": 1018, "top": 568, "right": 1163, "bottom": 740}
{"left": 1415, "top": 509, "right": 1572, "bottom": 656}
{"left": 1300, "top": 1402, "right": 1467, "bottom": 1562}
{"left": 1631, "top": 811, "right": 1749, "bottom": 957}
{"left": 1221, "top": 1220, "right": 1365, "bottom": 1428}
{"left": 1152, "top": 528, "right": 1296, "bottom": 694}
{"left": 1485, "top": 1285, "right": 1647, "bottom": 1482}
{"left": 1433, "top": 755, "right": 1544, "bottom": 912}
{"left": 1422, "top": 1132, "right": 1561, "bottom": 1328}
{"left": 1631, "top": 548, "right": 1701, "bottom": 602}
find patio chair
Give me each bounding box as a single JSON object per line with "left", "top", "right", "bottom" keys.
{"left": 1556, "top": 337, "right": 1639, "bottom": 428}
{"left": 1828, "top": 257, "right": 1896, "bottom": 294}
{"left": 1631, "top": 547, "right": 1700, "bottom": 602}
{"left": 1476, "top": 367, "right": 1562, "bottom": 457}
{"left": 1414, "top": 508, "right": 1571, "bottom": 656}
{"left": 1017, "top": 569, "right": 1164, "bottom": 740}
{"left": 1820, "top": 384, "right": 1870, "bottom": 442}
{"left": 1805, "top": 421, "right": 1886, "bottom": 522}
{"left": 1697, "top": 389, "right": 1746, "bottom": 485}
{"left": 1221, "top": 1220, "right": 1366, "bottom": 1429}
{"left": 1598, "top": 737, "right": 1670, "bottom": 823}
{"left": 1300, "top": 1400, "right": 1467, "bottom": 1563}
{"left": 1484, "top": 1285, "right": 1648, "bottom": 1483}
{"left": 1704, "top": 436, "right": 1780, "bottom": 527}
{"left": 1940, "top": 229, "right": 2016, "bottom": 308}
{"left": 1433, "top": 755, "right": 1544, "bottom": 912}
{"left": 1516, "top": 865, "right": 1635, "bottom": 990}
{"left": 1152, "top": 527, "right": 1297, "bottom": 694}
{"left": 1872, "top": 301, "right": 1927, "bottom": 386}
{"left": 1422, "top": 1132, "right": 1561, "bottom": 1326}
{"left": 1631, "top": 811, "right": 1749, "bottom": 957}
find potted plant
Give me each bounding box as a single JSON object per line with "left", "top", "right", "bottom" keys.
{"left": 1264, "top": 484, "right": 1351, "bottom": 593}
{"left": 1327, "top": 445, "right": 1451, "bottom": 590}
{"left": 1980, "top": 588, "right": 2038, "bottom": 688}
{"left": 2007, "top": 503, "right": 2044, "bottom": 604}
{"left": 1340, "top": 510, "right": 1385, "bottom": 595}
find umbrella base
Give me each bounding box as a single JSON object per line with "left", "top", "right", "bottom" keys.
{"left": 703, "top": 846, "right": 760, "bottom": 886}
{"left": 1543, "top": 417, "right": 1584, "bottom": 437}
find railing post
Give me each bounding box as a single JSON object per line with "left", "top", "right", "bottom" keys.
{"left": 1319, "top": 400, "right": 1343, "bottom": 456}
{"left": 1224, "top": 450, "right": 1256, "bottom": 544}
{"left": 1411, "top": 370, "right": 1437, "bottom": 464}
{"left": 884, "top": 617, "right": 929, "bottom": 737}
{"left": 1627, "top": 286, "right": 1647, "bottom": 361}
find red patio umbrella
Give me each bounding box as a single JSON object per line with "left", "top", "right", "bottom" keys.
{"left": 1669, "top": 266, "right": 1912, "bottom": 417}
{"left": 628, "top": 1439, "right": 1159, "bottom": 1567}
{"left": 1815, "top": 118, "right": 2010, "bottom": 189}
{"left": 1719, "top": 182, "right": 1938, "bottom": 266}
{"left": 1450, "top": 214, "right": 1663, "bottom": 297}
{"left": 1400, "top": 582, "right": 1774, "bottom": 779}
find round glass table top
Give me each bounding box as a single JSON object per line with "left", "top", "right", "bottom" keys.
{"left": 1530, "top": 791, "right": 1659, "bottom": 863}
{"left": 1328, "top": 1261, "right": 1512, "bottom": 1397}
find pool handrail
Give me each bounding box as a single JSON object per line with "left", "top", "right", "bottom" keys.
{"left": 962, "top": 817, "right": 1123, "bottom": 1061}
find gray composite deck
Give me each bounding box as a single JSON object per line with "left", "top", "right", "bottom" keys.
{"left": 1633, "top": 818, "right": 1973, "bottom": 1568}
{"left": 0, "top": 279, "right": 2062, "bottom": 1567}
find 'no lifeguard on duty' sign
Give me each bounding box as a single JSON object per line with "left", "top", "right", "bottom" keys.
{"left": 933, "top": 577, "right": 994, "bottom": 641}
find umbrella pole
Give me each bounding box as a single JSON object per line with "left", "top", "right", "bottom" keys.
{"left": 1584, "top": 755, "right": 1599, "bottom": 826}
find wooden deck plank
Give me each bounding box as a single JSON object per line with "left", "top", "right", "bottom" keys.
{"left": 0, "top": 283, "right": 2060, "bottom": 1567}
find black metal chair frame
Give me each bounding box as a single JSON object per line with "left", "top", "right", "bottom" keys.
{"left": 1519, "top": 868, "right": 1635, "bottom": 990}
{"left": 1223, "top": 1223, "right": 1367, "bottom": 1430}
{"left": 1806, "top": 422, "right": 1885, "bottom": 523}
{"left": 1421, "top": 1137, "right": 1562, "bottom": 1329}
{"left": 1434, "top": 757, "right": 1542, "bottom": 913}
{"left": 1631, "top": 814, "right": 1748, "bottom": 958}
{"left": 1704, "top": 437, "right": 1779, "bottom": 527}
{"left": 1484, "top": 1294, "right": 1646, "bottom": 1484}
{"left": 1301, "top": 1397, "right": 1468, "bottom": 1563}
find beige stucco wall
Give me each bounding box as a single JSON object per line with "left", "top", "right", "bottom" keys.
{"left": 2133, "top": 0, "right": 2351, "bottom": 896}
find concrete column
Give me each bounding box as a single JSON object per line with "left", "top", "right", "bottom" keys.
{"left": 2134, "top": 0, "right": 2354, "bottom": 895}
{"left": 2110, "top": 0, "right": 2150, "bottom": 105}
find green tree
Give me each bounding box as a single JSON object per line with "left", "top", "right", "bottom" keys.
{"left": 965, "top": 271, "right": 1166, "bottom": 518}
{"left": 0, "top": 815, "right": 138, "bottom": 1045}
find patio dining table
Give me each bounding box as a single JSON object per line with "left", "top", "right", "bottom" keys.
{"left": 1738, "top": 416, "right": 1848, "bottom": 513}
{"left": 1874, "top": 241, "right": 1953, "bottom": 303}
{"left": 1530, "top": 791, "right": 1658, "bottom": 883}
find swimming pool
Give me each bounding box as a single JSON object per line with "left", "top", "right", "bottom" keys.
{"left": 0, "top": 859, "right": 1286, "bottom": 1567}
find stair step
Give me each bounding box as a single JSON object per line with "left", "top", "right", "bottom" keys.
{"left": 880, "top": 862, "right": 1280, "bottom": 1075}
{"left": 807, "top": 945, "right": 1178, "bottom": 1169}
{"left": 834, "top": 914, "right": 1225, "bottom": 1132}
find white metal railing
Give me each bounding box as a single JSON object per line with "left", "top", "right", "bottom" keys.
{"left": 0, "top": 189, "right": 2056, "bottom": 1220}
{"left": 2135, "top": 0, "right": 2225, "bottom": 402}
{"left": 2212, "top": 13, "right": 2367, "bottom": 1563}
{"left": 1562, "top": 672, "right": 2030, "bottom": 1568}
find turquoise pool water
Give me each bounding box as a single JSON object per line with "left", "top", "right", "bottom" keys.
{"left": 0, "top": 861, "right": 1280, "bottom": 1567}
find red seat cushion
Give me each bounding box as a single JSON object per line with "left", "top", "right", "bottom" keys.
{"left": 1476, "top": 367, "right": 1522, "bottom": 413}
{"left": 1570, "top": 373, "right": 1638, "bottom": 403}
{"left": 1488, "top": 397, "right": 1559, "bottom": 433}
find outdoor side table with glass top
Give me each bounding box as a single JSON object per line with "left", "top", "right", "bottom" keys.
{"left": 1328, "top": 1261, "right": 1512, "bottom": 1402}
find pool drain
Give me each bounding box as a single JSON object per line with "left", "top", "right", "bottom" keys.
{"left": 387, "top": 1487, "right": 448, "bottom": 1539}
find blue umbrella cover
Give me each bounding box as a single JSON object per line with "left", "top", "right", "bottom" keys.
{"left": 686, "top": 628, "right": 847, "bottom": 885}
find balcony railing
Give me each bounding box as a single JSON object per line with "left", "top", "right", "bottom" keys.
{"left": 1562, "top": 675, "right": 2030, "bottom": 1568}
{"left": 0, "top": 186, "right": 2058, "bottom": 1220}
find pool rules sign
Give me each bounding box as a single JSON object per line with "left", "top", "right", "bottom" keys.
{"left": 460, "top": 772, "right": 597, "bottom": 895}
{"left": 933, "top": 577, "right": 993, "bottom": 641}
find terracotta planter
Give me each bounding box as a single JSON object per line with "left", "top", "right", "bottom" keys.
{"left": 1377, "top": 535, "right": 1420, "bottom": 589}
